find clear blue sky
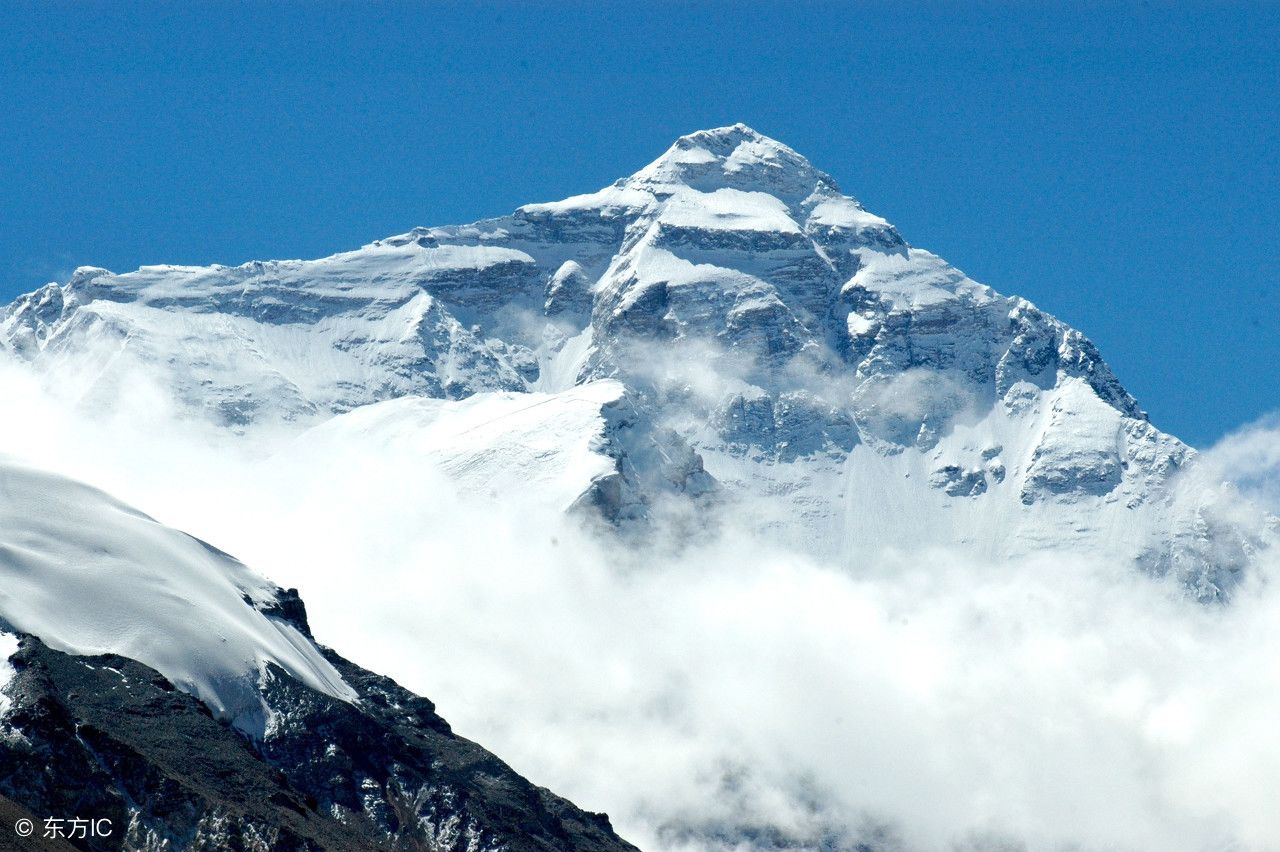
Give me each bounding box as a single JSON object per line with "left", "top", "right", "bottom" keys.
{"left": 1, "top": 2, "right": 1276, "bottom": 447}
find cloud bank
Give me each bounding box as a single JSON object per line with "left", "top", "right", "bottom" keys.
{"left": 3, "top": 350, "right": 1280, "bottom": 851}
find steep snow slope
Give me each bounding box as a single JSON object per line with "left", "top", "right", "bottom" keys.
{"left": 0, "top": 456, "right": 355, "bottom": 732}
{"left": 1, "top": 124, "right": 1266, "bottom": 595}
{"left": 280, "top": 381, "right": 626, "bottom": 515}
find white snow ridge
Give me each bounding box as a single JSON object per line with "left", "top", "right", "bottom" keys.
{"left": 0, "top": 456, "right": 356, "bottom": 734}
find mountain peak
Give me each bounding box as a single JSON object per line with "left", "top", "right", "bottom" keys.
{"left": 626, "top": 124, "right": 840, "bottom": 201}
{"left": 674, "top": 122, "right": 770, "bottom": 147}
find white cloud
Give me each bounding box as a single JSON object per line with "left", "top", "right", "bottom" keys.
{"left": 1195, "top": 415, "right": 1280, "bottom": 515}
{"left": 4, "top": 348, "right": 1280, "bottom": 850}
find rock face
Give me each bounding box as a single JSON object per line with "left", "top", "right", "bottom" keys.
{"left": 0, "top": 632, "right": 633, "bottom": 852}
{"left": 3, "top": 124, "right": 1264, "bottom": 598}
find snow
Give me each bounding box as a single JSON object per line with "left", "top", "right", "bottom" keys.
{"left": 723, "top": 139, "right": 789, "bottom": 173}
{"left": 629, "top": 124, "right": 823, "bottom": 197}
{"left": 536, "top": 327, "right": 595, "bottom": 393}
{"left": 0, "top": 631, "right": 17, "bottom": 717}
{"left": 842, "top": 248, "right": 993, "bottom": 308}
{"left": 658, "top": 188, "right": 801, "bottom": 233}
{"left": 279, "top": 381, "right": 625, "bottom": 512}
{"left": 667, "top": 144, "right": 719, "bottom": 166}
{"left": 0, "top": 457, "right": 356, "bottom": 733}
{"left": 806, "top": 196, "right": 890, "bottom": 231}
{"left": 618, "top": 243, "right": 761, "bottom": 294}
{"left": 67, "top": 241, "right": 535, "bottom": 306}
{"left": 518, "top": 185, "right": 653, "bottom": 217}
{"left": 846, "top": 312, "right": 878, "bottom": 337}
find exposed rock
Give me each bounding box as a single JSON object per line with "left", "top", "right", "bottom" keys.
{"left": 0, "top": 634, "right": 636, "bottom": 852}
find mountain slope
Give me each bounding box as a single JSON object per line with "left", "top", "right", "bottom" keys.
{"left": 0, "top": 457, "right": 636, "bottom": 851}
{"left": 2, "top": 124, "right": 1262, "bottom": 597}
{"left": 0, "top": 457, "right": 354, "bottom": 735}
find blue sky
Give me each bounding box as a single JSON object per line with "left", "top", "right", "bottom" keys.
{"left": 1, "top": 1, "right": 1275, "bottom": 446}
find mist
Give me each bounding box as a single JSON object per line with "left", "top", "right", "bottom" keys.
{"left": 3, "top": 348, "right": 1280, "bottom": 852}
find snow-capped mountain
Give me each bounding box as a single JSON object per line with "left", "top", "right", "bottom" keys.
{"left": 0, "top": 455, "right": 636, "bottom": 850}
{"left": 3, "top": 124, "right": 1276, "bottom": 851}
{"left": 3, "top": 124, "right": 1263, "bottom": 598}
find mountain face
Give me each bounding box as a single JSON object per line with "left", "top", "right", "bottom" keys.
{"left": 0, "top": 457, "right": 635, "bottom": 851}
{"left": 2, "top": 125, "right": 1263, "bottom": 599}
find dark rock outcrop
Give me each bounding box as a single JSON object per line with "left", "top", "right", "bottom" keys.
{"left": 0, "top": 633, "right": 636, "bottom": 852}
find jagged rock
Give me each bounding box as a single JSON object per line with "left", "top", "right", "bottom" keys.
{"left": 930, "top": 465, "right": 989, "bottom": 497}
{"left": 0, "top": 635, "right": 635, "bottom": 852}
